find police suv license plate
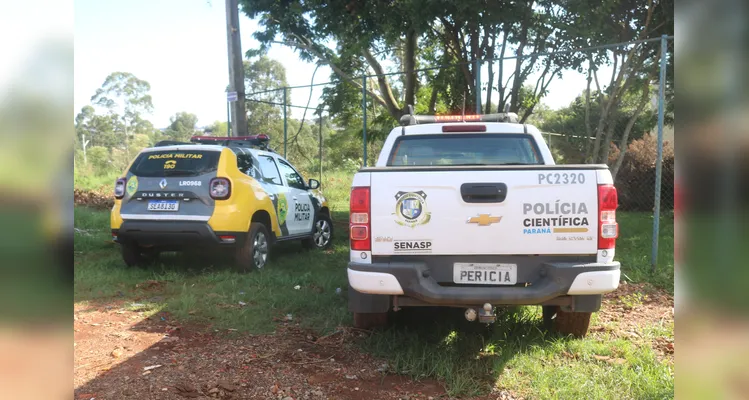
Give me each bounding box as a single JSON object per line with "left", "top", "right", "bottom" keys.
{"left": 147, "top": 200, "right": 179, "bottom": 211}
{"left": 453, "top": 263, "right": 517, "bottom": 285}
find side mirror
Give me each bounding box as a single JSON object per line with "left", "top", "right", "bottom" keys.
{"left": 308, "top": 179, "right": 320, "bottom": 190}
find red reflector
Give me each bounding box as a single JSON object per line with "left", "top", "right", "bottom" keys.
{"left": 219, "top": 235, "right": 235, "bottom": 240}
{"left": 442, "top": 124, "right": 487, "bottom": 133}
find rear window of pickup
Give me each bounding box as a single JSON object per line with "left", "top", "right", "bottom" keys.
{"left": 388, "top": 134, "right": 542, "bottom": 166}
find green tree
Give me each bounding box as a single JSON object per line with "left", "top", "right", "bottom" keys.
{"left": 239, "top": 0, "right": 592, "bottom": 122}
{"left": 207, "top": 121, "right": 228, "bottom": 136}
{"left": 164, "top": 112, "right": 200, "bottom": 142}
{"left": 539, "top": 86, "right": 657, "bottom": 177}
{"left": 86, "top": 146, "right": 111, "bottom": 175}
{"left": 244, "top": 56, "right": 288, "bottom": 134}
{"left": 90, "top": 72, "right": 154, "bottom": 159}
{"left": 561, "top": 0, "right": 673, "bottom": 163}
{"left": 75, "top": 105, "right": 122, "bottom": 151}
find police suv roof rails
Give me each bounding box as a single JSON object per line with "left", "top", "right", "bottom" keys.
{"left": 189, "top": 135, "right": 274, "bottom": 152}
{"left": 155, "top": 140, "right": 191, "bottom": 147}
{"left": 398, "top": 104, "right": 519, "bottom": 126}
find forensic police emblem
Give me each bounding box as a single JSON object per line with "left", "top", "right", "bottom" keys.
{"left": 393, "top": 191, "right": 431, "bottom": 227}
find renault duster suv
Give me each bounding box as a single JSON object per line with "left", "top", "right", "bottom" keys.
{"left": 111, "top": 135, "right": 333, "bottom": 270}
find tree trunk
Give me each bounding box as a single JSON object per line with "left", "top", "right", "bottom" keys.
{"left": 403, "top": 28, "right": 417, "bottom": 109}
{"left": 583, "top": 59, "right": 594, "bottom": 161}
{"left": 612, "top": 84, "right": 651, "bottom": 180}
{"left": 509, "top": 1, "right": 532, "bottom": 112}
{"left": 496, "top": 31, "right": 508, "bottom": 112}
{"left": 591, "top": 52, "right": 620, "bottom": 163}
{"left": 428, "top": 84, "right": 439, "bottom": 114}
{"left": 484, "top": 32, "right": 497, "bottom": 114}
{"left": 509, "top": 29, "right": 529, "bottom": 112}
{"left": 363, "top": 48, "right": 403, "bottom": 119}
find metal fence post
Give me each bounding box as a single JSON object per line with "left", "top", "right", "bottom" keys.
{"left": 283, "top": 87, "right": 288, "bottom": 158}
{"left": 226, "top": 100, "right": 231, "bottom": 137}
{"left": 319, "top": 112, "right": 323, "bottom": 184}
{"left": 475, "top": 59, "right": 481, "bottom": 114}
{"left": 651, "top": 34, "right": 668, "bottom": 271}
{"left": 362, "top": 75, "right": 367, "bottom": 167}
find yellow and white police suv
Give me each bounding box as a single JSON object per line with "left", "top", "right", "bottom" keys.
{"left": 111, "top": 135, "right": 333, "bottom": 270}
{"left": 347, "top": 111, "right": 620, "bottom": 337}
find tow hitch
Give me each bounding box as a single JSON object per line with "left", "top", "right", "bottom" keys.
{"left": 465, "top": 303, "right": 496, "bottom": 324}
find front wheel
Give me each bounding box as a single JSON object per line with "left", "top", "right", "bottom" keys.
{"left": 303, "top": 214, "right": 333, "bottom": 250}
{"left": 235, "top": 223, "right": 271, "bottom": 271}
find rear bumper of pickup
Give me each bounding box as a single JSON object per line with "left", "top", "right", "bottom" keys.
{"left": 347, "top": 259, "right": 620, "bottom": 309}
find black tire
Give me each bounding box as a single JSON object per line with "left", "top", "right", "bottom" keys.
{"left": 353, "top": 312, "right": 389, "bottom": 330}
{"left": 235, "top": 223, "right": 271, "bottom": 272}
{"left": 302, "top": 213, "right": 333, "bottom": 250}
{"left": 121, "top": 244, "right": 157, "bottom": 268}
{"left": 543, "top": 306, "right": 591, "bottom": 338}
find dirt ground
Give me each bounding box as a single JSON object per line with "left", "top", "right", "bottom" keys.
{"left": 74, "top": 283, "right": 673, "bottom": 400}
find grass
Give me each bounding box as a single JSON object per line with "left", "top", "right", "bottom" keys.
{"left": 74, "top": 171, "right": 121, "bottom": 191}
{"left": 74, "top": 201, "right": 673, "bottom": 398}
{"left": 616, "top": 212, "right": 674, "bottom": 293}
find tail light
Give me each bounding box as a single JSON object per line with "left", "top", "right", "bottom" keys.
{"left": 210, "top": 178, "right": 231, "bottom": 200}
{"left": 350, "top": 187, "right": 371, "bottom": 251}
{"left": 114, "top": 178, "right": 126, "bottom": 199}
{"left": 598, "top": 184, "right": 619, "bottom": 249}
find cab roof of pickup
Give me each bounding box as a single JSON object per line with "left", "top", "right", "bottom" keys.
{"left": 378, "top": 112, "right": 555, "bottom": 166}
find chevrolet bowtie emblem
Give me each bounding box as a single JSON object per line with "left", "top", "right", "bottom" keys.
{"left": 467, "top": 214, "right": 502, "bottom": 226}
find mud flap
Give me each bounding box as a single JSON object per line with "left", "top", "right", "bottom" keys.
{"left": 347, "top": 285, "right": 391, "bottom": 313}
{"left": 562, "top": 294, "right": 602, "bottom": 313}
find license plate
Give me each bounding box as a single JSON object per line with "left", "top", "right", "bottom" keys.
{"left": 147, "top": 200, "right": 179, "bottom": 211}
{"left": 453, "top": 263, "right": 517, "bottom": 285}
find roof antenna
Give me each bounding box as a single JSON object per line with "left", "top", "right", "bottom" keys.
{"left": 461, "top": 92, "right": 466, "bottom": 122}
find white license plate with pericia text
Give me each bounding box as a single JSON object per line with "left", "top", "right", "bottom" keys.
{"left": 453, "top": 263, "right": 517, "bottom": 285}
{"left": 147, "top": 200, "right": 179, "bottom": 211}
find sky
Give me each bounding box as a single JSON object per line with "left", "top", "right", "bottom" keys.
{"left": 73, "top": 0, "right": 604, "bottom": 129}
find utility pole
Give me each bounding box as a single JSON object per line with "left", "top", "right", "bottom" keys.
{"left": 225, "top": 0, "right": 248, "bottom": 137}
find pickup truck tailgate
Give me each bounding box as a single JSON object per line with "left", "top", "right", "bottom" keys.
{"left": 370, "top": 169, "right": 599, "bottom": 256}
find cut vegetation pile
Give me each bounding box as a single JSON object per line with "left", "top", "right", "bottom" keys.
{"left": 74, "top": 188, "right": 114, "bottom": 209}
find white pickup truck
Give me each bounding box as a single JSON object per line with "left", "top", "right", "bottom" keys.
{"left": 346, "top": 112, "right": 620, "bottom": 337}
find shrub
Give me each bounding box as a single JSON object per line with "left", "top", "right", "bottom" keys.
{"left": 609, "top": 134, "right": 674, "bottom": 211}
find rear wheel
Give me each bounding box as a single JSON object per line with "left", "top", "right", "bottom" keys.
{"left": 302, "top": 214, "right": 333, "bottom": 250}
{"left": 543, "top": 306, "right": 591, "bottom": 338}
{"left": 353, "top": 312, "right": 389, "bottom": 330}
{"left": 235, "top": 223, "right": 271, "bottom": 271}
{"left": 121, "top": 244, "right": 158, "bottom": 268}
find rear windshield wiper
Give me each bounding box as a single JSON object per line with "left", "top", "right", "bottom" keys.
{"left": 448, "top": 163, "right": 488, "bottom": 166}
{"left": 160, "top": 170, "right": 197, "bottom": 177}
{"left": 495, "top": 162, "right": 533, "bottom": 165}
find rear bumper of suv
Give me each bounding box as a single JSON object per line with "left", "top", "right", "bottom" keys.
{"left": 347, "top": 259, "right": 620, "bottom": 308}
{"left": 113, "top": 220, "right": 246, "bottom": 248}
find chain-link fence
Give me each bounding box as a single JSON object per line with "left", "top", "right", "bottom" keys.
{"left": 244, "top": 36, "right": 674, "bottom": 269}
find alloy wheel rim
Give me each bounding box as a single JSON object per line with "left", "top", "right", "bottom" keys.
{"left": 253, "top": 231, "right": 268, "bottom": 268}
{"left": 313, "top": 220, "right": 331, "bottom": 248}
